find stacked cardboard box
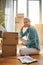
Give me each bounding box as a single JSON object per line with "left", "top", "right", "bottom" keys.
{"left": 2, "top": 32, "right": 18, "bottom": 57}
{"left": 15, "top": 14, "right": 24, "bottom": 33}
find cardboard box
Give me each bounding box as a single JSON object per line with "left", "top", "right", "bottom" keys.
{"left": 15, "top": 14, "right": 24, "bottom": 33}
{"left": 3, "top": 32, "right": 18, "bottom": 45}
{"left": 2, "top": 44, "right": 17, "bottom": 56}
{"left": 35, "top": 24, "right": 43, "bottom": 45}
{"left": 2, "top": 32, "right": 18, "bottom": 57}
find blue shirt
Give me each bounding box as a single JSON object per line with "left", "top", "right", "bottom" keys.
{"left": 20, "top": 25, "right": 40, "bottom": 50}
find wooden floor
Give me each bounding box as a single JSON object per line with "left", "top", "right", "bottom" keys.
{"left": 0, "top": 53, "right": 43, "bottom": 65}
{"left": 0, "top": 44, "right": 43, "bottom": 65}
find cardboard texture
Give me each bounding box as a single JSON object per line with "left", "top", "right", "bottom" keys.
{"left": 35, "top": 24, "right": 43, "bottom": 45}
{"left": 3, "top": 32, "right": 18, "bottom": 45}
{"left": 15, "top": 14, "right": 24, "bottom": 33}
{"left": 2, "top": 45, "right": 17, "bottom": 56}
{"left": 2, "top": 32, "right": 18, "bottom": 56}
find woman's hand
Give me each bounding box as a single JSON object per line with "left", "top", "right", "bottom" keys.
{"left": 20, "top": 43, "right": 25, "bottom": 46}
{"left": 22, "top": 25, "right": 27, "bottom": 29}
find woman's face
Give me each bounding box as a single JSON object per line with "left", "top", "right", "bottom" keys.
{"left": 24, "top": 19, "right": 30, "bottom": 27}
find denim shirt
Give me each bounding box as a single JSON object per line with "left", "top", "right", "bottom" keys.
{"left": 20, "top": 25, "right": 40, "bottom": 50}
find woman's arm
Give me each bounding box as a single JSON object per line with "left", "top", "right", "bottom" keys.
{"left": 20, "top": 27, "right": 29, "bottom": 38}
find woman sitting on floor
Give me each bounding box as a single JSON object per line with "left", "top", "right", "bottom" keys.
{"left": 19, "top": 18, "right": 40, "bottom": 55}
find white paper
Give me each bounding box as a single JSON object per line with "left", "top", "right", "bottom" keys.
{"left": 17, "top": 56, "right": 37, "bottom": 64}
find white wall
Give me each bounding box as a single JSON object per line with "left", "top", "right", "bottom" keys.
{"left": 18, "top": 0, "right": 27, "bottom": 17}
{"left": 29, "top": 1, "right": 40, "bottom": 25}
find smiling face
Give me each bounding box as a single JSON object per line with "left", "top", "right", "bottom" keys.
{"left": 24, "top": 18, "right": 30, "bottom": 27}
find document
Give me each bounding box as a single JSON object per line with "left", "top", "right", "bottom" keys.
{"left": 17, "top": 56, "right": 37, "bottom": 64}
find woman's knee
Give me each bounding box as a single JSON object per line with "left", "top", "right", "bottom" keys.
{"left": 19, "top": 48, "right": 29, "bottom": 55}
{"left": 19, "top": 48, "right": 24, "bottom": 55}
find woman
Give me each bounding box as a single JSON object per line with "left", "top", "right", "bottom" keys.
{"left": 19, "top": 18, "right": 40, "bottom": 55}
